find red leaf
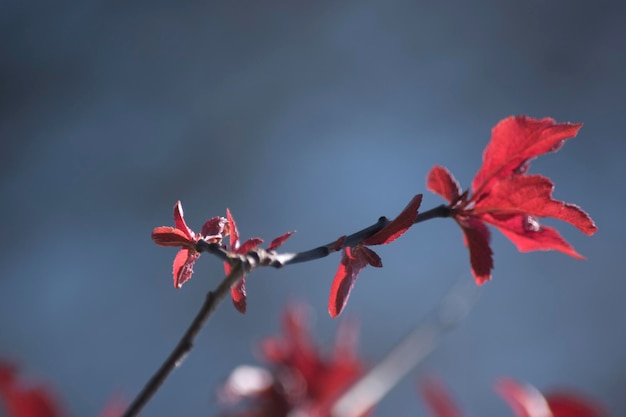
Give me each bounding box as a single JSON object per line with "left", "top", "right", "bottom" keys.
{"left": 475, "top": 175, "right": 597, "bottom": 235}
{"left": 332, "top": 236, "right": 347, "bottom": 252}
{"left": 173, "top": 201, "right": 194, "bottom": 240}
{"left": 459, "top": 217, "right": 493, "bottom": 284}
{"left": 363, "top": 194, "right": 422, "bottom": 245}
{"left": 0, "top": 361, "right": 64, "bottom": 417}
{"left": 472, "top": 116, "right": 582, "bottom": 196}
{"left": 173, "top": 248, "right": 200, "bottom": 288}
{"left": 200, "top": 216, "right": 228, "bottom": 242}
{"left": 484, "top": 214, "right": 585, "bottom": 259}
{"left": 268, "top": 231, "right": 296, "bottom": 250}
{"left": 545, "top": 392, "right": 606, "bottom": 417}
{"left": 230, "top": 278, "right": 247, "bottom": 314}
{"left": 328, "top": 247, "right": 369, "bottom": 318}
{"left": 226, "top": 208, "right": 240, "bottom": 250}
{"left": 427, "top": 166, "right": 462, "bottom": 204}
{"left": 360, "top": 246, "right": 382, "bottom": 268}
{"left": 151, "top": 227, "right": 193, "bottom": 247}
{"left": 418, "top": 376, "right": 465, "bottom": 417}
{"left": 496, "top": 378, "right": 551, "bottom": 417}
{"left": 238, "top": 238, "right": 264, "bottom": 254}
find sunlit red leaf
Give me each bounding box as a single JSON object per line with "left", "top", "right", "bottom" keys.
{"left": 427, "top": 166, "right": 462, "bottom": 204}
{"left": 363, "top": 194, "right": 422, "bottom": 245}
{"left": 226, "top": 209, "right": 240, "bottom": 250}
{"left": 458, "top": 217, "right": 493, "bottom": 284}
{"left": 230, "top": 278, "right": 247, "bottom": 314}
{"left": 418, "top": 376, "right": 464, "bottom": 417}
{"left": 173, "top": 200, "right": 195, "bottom": 240}
{"left": 268, "top": 231, "right": 296, "bottom": 251}
{"left": 484, "top": 213, "right": 584, "bottom": 260}
{"left": 472, "top": 116, "right": 582, "bottom": 196}
{"left": 200, "top": 216, "right": 229, "bottom": 242}
{"left": 328, "top": 247, "right": 369, "bottom": 318}
{"left": 475, "top": 175, "right": 597, "bottom": 235}
{"left": 239, "top": 238, "right": 264, "bottom": 254}
{"left": 173, "top": 248, "right": 200, "bottom": 288}
{"left": 545, "top": 392, "right": 606, "bottom": 417}
{"left": 496, "top": 378, "right": 554, "bottom": 417}
{"left": 151, "top": 227, "right": 194, "bottom": 247}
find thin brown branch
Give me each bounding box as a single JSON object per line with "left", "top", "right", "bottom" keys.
{"left": 125, "top": 203, "right": 451, "bottom": 416}
{"left": 122, "top": 262, "right": 246, "bottom": 417}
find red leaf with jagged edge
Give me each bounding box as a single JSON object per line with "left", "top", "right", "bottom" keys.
{"left": 418, "top": 376, "right": 465, "bottom": 417}
{"left": 328, "top": 247, "right": 369, "bottom": 318}
{"left": 475, "top": 175, "right": 597, "bottom": 235}
{"left": 427, "top": 166, "right": 462, "bottom": 204}
{"left": 173, "top": 200, "right": 195, "bottom": 240}
{"left": 173, "top": 248, "right": 200, "bottom": 288}
{"left": 472, "top": 116, "right": 582, "bottom": 197}
{"left": 363, "top": 194, "right": 423, "bottom": 245}
{"left": 239, "top": 238, "right": 264, "bottom": 254}
{"left": 268, "top": 231, "right": 296, "bottom": 251}
{"left": 458, "top": 217, "right": 493, "bottom": 284}
{"left": 546, "top": 393, "right": 606, "bottom": 417}
{"left": 226, "top": 208, "right": 240, "bottom": 250}
{"left": 151, "top": 227, "right": 193, "bottom": 247}
{"left": 0, "top": 361, "right": 64, "bottom": 417}
{"left": 200, "top": 216, "right": 229, "bottom": 242}
{"left": 483, "top": 213, "right": 585, "bottom": 260}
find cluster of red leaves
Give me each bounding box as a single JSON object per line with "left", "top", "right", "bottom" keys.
{"left": 427, "top": 116, "right": 597, "bottom": 284}
{"left": 328, "top": 194, "right": 423, "bottom": 317}
{"left": 152, "top": 201, "right": 293, "bottom": 313}
{"left": 420, "top": 375, "right": 605, "bottom": 417}
{"left": 217, "top": 304, "right": 368, "bottom": 417}
{"left": 0, "top": 361, "right": 122, "bottom": 417}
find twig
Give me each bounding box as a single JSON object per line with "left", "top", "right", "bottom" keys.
{"left": 122, "top": 262, "right": 246, "bottom": 417}
{"left": 124, "top": 203, "right": 451, "bottom": 416}
{"left": 331, "top": 279, "right": 481, "bottom": 417}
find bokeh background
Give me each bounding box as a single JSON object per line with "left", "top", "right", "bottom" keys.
{"left": 1, "top": 1, "right": 624, "bottom": 416}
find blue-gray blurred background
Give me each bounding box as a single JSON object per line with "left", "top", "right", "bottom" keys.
{"left": 1, "top": 1, "right": 624, "bottom": 416}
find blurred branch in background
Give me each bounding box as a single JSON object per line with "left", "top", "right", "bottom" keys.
{"left": 331, "top": 279, "right": 481, "bottom": 417}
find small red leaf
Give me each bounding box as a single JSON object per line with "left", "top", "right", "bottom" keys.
{"left": 226, "top": 208, "right": 240, "bottom": 250}
{"left": 495, "top": 378, "right": 552, "bottom": 417}
{"left": 459, "top": 217, "right": 493, "bottom": 284}
{"left": 0, "top": 361, "right": 65, "bottom": 417}
{"left": 151, "top": 227, "right": 193, "bottom": 247}
{"left": 173, "top": 201, "right": 194, "bottom": 240}
{"left": 200, "top": 216, "right": 228, "bottom": 242}
{"left": 418, "top": 376, "right": 465, "bottom": 417}
{"left": 332, "top": 236, "right": 347, "bottom": 252}
{"left": 268, "top": 231, "right": 296, "bottom": 250}
{"left": 328, "top": 247, "right": 368, "bottom": 318}
{"left": 427, "top": 166, "right": 462, "bottom": 204}
{"left": 360, "top": 246, "right": 382, "bottom": 268}
{"left": 363, "top": 194, "right": 422, "bottom": 245}
{"left": 545, "top": 392, "right": 606, "bottom": 417}
{"left": 237, "top": 238, "right": 264, "bottom": 254}
{"left": 472, "top": 116, "right": 582, "bottom": 196}
{"left": 173, "top": 248, "right": 200, "bottom": 288}
{"left": 230, "top": 278, "right": 247, "bottom": 314}
{"left": 484, "top": 213, "right": 585, "bottom": 260}
{"left": 475, "top": 175, "right": 597, "bottom": 235}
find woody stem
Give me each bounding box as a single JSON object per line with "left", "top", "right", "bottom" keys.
{"left": 122, "top": 263, "right": 247, "bottom": 417}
